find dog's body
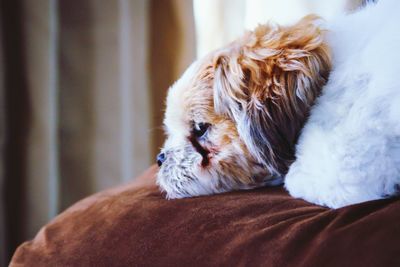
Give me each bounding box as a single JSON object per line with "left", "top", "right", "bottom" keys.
{"left": 157, "top": 0, "right": 400, "bottom": 208}
{"left": 285, "top": 0, "right": 400, "bottom": 208}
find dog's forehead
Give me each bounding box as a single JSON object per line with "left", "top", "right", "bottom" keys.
{"left": 164, "top": 60, "right": 203, "bottom": 135}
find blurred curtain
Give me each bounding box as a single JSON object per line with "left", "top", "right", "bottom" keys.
{"left": 149, "top": 0, "right": 196, "bottom": 158}
{"left": 0, "top": 0, "right": 195, "bottom": 264}
{"left": 0, "top": 4, "right": 6, "bottom": 265}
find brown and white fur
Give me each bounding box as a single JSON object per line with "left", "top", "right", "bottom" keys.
{"left": 157, "top": 15, "right": 331, "bottom": 199}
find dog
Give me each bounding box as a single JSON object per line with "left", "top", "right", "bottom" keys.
{"left": 157, "top": 0, "right": 400, "bottom": 208}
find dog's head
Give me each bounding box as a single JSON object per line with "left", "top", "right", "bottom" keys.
{"left": 157, "top": 15, "right": 331, "bottom": 199}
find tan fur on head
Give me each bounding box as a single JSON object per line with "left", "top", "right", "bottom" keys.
{"left": 157, "top": 15, "right": 331, "bottom": 199}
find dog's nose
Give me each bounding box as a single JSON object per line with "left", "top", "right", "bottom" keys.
{"left": 157, "top": 152, "right": 166, "bottom": 167}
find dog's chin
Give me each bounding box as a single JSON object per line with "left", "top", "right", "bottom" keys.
{"left": 156, "top": 147, "right": 279, "bottom": 199}
{"left": 157, "top": 165, "right": 282, "bottom": 199}
{"left": 157, "top": 167, "right": 219, "bottom": 199}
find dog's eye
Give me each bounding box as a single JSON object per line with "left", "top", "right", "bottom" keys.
{"left": 193, "top": 122, "right": 210, "bottom": 138}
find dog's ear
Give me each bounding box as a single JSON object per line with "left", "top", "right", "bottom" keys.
{"left": 213, "top": 15, "right": 331, "bottom": 175}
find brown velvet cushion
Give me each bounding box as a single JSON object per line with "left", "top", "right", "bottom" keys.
{"left": 10, "top": 166, "right": 400, "bottom": 267}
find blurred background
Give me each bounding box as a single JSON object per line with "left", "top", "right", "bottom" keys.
{"left": 0, "top": 0, "right": 366, "bottom": 264}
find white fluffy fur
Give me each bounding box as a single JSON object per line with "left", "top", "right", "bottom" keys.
{"left": 285, "top": 0, "right": 400, "bottom": 208}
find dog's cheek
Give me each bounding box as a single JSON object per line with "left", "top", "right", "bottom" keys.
{"left": 212, "top": 134, "right": 255, "bottom": 183}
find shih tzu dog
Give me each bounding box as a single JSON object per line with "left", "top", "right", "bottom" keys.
{"left": 157, "top": 0, "right": 400, "bottom": 208}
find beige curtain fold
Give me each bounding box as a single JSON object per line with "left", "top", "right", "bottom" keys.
{"left": 57, "top": 0, "right": 151, "bottom": 211}
{"left": 23, "top": 0, "right": 59, "bottom": 241}
{"left": 2, "top": 0, "right": 195, "bottom": 263}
